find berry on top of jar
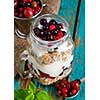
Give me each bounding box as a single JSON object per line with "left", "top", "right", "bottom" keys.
{"left": 14, "top": 0, "right": 42, "bottom": 18}
{"left": 33, "top": 18, "right": 67, "bottom": 41}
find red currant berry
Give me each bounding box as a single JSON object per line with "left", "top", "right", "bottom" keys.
{"left": 14, "top": 12, "right": 18, "bottom": 17}
{"left": 62, "top": 79, "right": 68, "bottom": 85}
{"left": 63, "top": 85, "right": 67, "bottom": 88}
{"left": 73, "top": 83, "right": 80, "bottom": 90}
{"left": 57, "top": 90, "right": 62, "bottom": 96}
{"left": 27, "top": 0, "right": 32, "bottom": 2}
{"left": 49, "top": 24, "right": 56, "bottom": 31}
{"left": 19, "top": 13, "right": 23, "bottom": 18}
{"left": 66, "top": 83, "right": 71, "bottom": 89}
{"left": 14, "top": 0, "right": 18, "bottom": 8}
{"left": 23, "top": 0, "right": 28, "bottom": 3}
{"left": 33, "top": 10, "right": 38, "bottom": 15}
{"left": 58, "top": 87, "right": 62, "bottom": 90}
{"left": 36, "top": 6, "right": 41, "bottom": 12}
{"left": 60, "top": 82, "right": 65, "bottom": 87}
{"left": 77, "top": 87, "right": 80, "bottom": 91}
{"left": 71, "top": 81, "right": 77, "bottom": 87}
{"left": 55, "top": 83, "right": 60, "bottom": 88}
{"left": 62, "top": 88, "right": 68, "bottom": 93}
{"left": 32, "top": 8, "right": 35, "bottom": 12}
{"left": 71, "top": 89, "right": 77, "bottom": 95}
{"left": 62, "top": 93, "right": 67, "bottom": 98}
{"left": 19, "top": 7, "right": 24, "bottom": 12}
{"left": 24, "top": 7, "right": 33, "bottom": 18}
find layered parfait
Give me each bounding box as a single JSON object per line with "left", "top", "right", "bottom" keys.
{"left": 19, "top": 14, "right": 74, "bottom": 85}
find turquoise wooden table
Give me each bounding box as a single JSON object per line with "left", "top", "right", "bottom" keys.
{"left": 14, "top": 0, "right": 85, "bottom": 100}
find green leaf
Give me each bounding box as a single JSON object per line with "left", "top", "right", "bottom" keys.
{"left": 14, "top": 89, "right": 30, "bottom": 100}
{"left": 35, "top": 90, "right": 52, "bottom": 100}
{"left": 25, "top": 92, "right": 34, "bottom": 100}
{"left": 14, "top": 98, "right": 22, "bottom": 100}
{"left": 29, "top": 81, "right": 36, "bottom": 93}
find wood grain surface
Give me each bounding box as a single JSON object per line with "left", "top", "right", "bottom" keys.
{"left": 14, "top": 0, "right": 85, "bottom": 100}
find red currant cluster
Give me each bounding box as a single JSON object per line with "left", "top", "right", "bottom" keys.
{"left": 54, "top": 79, "right": 81, "bottom": 98}
{"left": 14, "top": 0, "right": 41, "bottom": 18}
{"left": 33, "top": 18, "right": 66, "bottom": 41}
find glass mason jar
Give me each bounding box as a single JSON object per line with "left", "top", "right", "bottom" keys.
{"left": 19, "top": 14, "right": 74, "bottom": 85}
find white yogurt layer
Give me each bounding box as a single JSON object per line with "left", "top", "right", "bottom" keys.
{"left": 28, "top": 53, "right": 73, "bottom": 77}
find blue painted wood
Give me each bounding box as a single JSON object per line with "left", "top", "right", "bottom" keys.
{"left": 14, "top": 0, "right": 85, "bottom": 100}
{"left": 58, "top": 0, "right": 85, "bottom": 100}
